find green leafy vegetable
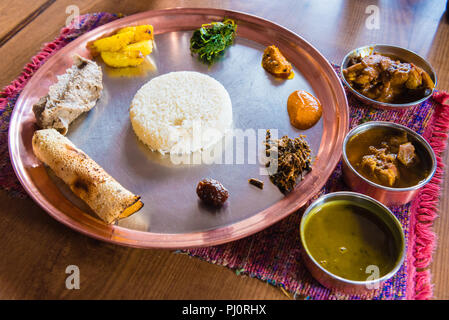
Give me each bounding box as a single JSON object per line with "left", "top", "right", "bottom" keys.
{"left": 190, "top": 18, "right": 237, "bottom": 65}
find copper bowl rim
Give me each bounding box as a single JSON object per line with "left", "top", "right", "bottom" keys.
{"left": 342, "top": 121, "right": 437, "bottom": 192}
{"left": 340, "top": 44, "right": 437, "bottom": 109}
{"left": 299, "top": 191, "right": 406, "bottom": 286}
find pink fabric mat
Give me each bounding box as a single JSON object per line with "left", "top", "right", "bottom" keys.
{"left": 1, "top": 13, "right": 448, "bottom": 300}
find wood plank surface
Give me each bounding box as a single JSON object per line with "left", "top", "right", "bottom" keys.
{"left": 0, "top": 0, "right": 448, "bottom": 299}
{"left": 0, "top": 0, "right": 51, "bottom": 43}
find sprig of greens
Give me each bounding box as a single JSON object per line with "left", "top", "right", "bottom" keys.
{"left": 190, "top": 18, "right": 237, "bottom": 65}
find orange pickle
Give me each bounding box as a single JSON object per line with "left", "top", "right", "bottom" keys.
{"left": 287, "top": 90, "right": 322, "bottom": 130}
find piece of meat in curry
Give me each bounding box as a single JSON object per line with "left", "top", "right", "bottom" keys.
{"left": 343, "top": 52, "right": 434, "bottom": 103}
{"left": 347, "top": 128, "right": 430, "bottom": 188}
{"left": 358, "top": 131, "right": 422, "bottom": 187}
{"left": 359, "top": 146, "right": 399, "bottom": 187}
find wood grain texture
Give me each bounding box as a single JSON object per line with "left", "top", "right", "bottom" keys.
{"left": 0, "top": 0, "right": 448, "bottom": 299}
{"left": 0, "top": 0, "right": 51, "bottom": 43}
{"left": 0, "top": 191, "right": 286, "bottom": 299}
{"left": 0, "top": 0, "right": 224, "bottom": 89}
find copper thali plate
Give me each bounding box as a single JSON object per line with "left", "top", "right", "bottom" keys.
{"left": 9, "top": 8, "right": 348, "bottom": 248}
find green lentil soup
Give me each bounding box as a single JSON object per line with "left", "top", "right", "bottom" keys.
{"left": 302, "top": 200, "right": 401, "bottom": 281}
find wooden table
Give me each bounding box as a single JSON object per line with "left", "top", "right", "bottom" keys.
{"left": 1, "top": 0, "right": 448, "bottom": 299}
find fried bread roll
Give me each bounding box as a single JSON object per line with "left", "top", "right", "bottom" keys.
{"left": 32, "top": 129, "right": 143, "bottom": 224}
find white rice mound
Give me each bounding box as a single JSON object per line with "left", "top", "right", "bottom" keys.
{"left": 130, "top": 71, "right": 233, "bottom": 154}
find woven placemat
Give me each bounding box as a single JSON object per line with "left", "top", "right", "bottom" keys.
{"left": 1, "top": 13, "right": 448, "bottom": 300}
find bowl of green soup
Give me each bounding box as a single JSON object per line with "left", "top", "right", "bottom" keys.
{"left": 300, "top": 192, "right": 405, "bottom": 294}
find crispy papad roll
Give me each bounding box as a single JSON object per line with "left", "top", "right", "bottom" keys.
{"left": 32, "top": 129, "right": 143, "bottom": 224}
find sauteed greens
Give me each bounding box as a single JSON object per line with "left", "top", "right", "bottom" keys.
{"left": 190, "top": 18, "right": 237, "bottom": 65}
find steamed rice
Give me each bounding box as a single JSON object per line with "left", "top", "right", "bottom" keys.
{"left": 130, "top": 71, "right": 233, "bottom": 154}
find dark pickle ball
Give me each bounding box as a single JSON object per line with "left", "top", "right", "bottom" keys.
{"left": 196, "top": 178, "right": 229, "bottom": 207}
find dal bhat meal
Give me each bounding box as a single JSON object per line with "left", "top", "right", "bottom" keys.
{"left": 28, "top": 14, "right": 437, "bottom": 288}
{"left": 32, "top": 20, "right": 319, "bottom": 225}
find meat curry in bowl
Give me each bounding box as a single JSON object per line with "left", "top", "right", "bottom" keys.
{"left": 341, "top": 45, "right": 436, "bottom": 109}
{"left": 346, "top": 127, "right": 430, "bottom": 188}
{"left": 342, "top": 122, "right": 436, "bottom": 206}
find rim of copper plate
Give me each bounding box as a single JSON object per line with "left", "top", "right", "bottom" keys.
{"left": 8, "top": 8, "right": 349, "bottom": 249}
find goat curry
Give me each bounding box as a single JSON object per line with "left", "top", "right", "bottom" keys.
{"left": 343, "top": 52, "right": 434, "bottom": 103}
{"left": 346, "top": 126, "right": 432, "bottom": 188}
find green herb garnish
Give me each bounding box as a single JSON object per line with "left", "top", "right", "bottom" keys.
{"left": 190, "top": 18, "right": 237, "bottom": 65}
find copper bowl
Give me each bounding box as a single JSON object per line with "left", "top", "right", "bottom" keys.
{"left": 299, "top": 192, "right": 405, "bottom": 295}
{"left": 342, "top": 121, "right": 437, "bottom": 206}
{"left": 340, "top": 44, "right": 437, "bottom": 109}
